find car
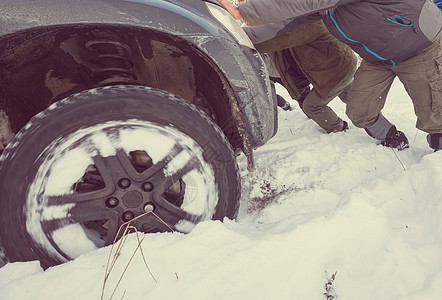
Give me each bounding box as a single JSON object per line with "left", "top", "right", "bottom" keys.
{"left": 0, "top": 0, "right": 277, "bottom": 268}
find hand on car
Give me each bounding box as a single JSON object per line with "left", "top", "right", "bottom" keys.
{"left": 216, "top": 0, "right": 243, "bottom": 20}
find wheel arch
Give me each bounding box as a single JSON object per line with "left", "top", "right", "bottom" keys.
{"left": 0, "top": 24, "right": 245, "bottom": 153}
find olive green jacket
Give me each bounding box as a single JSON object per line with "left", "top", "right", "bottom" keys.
{"left": 245, "top": 20, "right": 357, "bottom": 99}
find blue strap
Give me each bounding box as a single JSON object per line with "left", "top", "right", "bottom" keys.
{"left": 328, "top": 9, "right": 396, "bottom": 67}
{"left": 434, "top": 0, "right": 442, "bottom": 10}
{"left": 386, "top": 15, "right": 415, "bottom": 28}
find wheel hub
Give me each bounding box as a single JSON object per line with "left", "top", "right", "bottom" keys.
{"left": 122, "top": 190, "right": 143, "bottom": 208}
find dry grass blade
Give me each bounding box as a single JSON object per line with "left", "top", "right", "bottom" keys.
{"left": 101, "top": 222, "right": 133, "bottom": 300}
{"left": 134, "top": 229, "right": 157, "bottom": 283}
{"left": 152, "top": 211, "right": 175, "bottom": 232}
{"left": 109, "top": 235, "right": 145, "bottom": 299}
{"left": 391, "top": 148, "right": 406, "bottom": 171}
{"left": 120, "top": 291, "right": 126, "bottom": 300}
{"left": 413, "top": 129, "right": 419, "bottom": 143}
{"left": 102, "top": 222, "right": 132, "bottom": 293}
{"left": 101, "top": 212, "right": 152, "bottom": 300}
{"left": 101, "top": 211, "right": 177, "bottom": 299}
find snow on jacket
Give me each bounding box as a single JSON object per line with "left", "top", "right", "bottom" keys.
{"left": 238, "top": 0, "right": 442, "bottom": 65}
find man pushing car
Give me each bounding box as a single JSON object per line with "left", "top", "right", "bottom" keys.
{"left": 218, "top": 0, "right": 442, "bottom": 152}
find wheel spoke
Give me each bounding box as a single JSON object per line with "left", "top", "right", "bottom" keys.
{"left": 47, "top": 155, "right": 118, "bottom": 206}
{"left": 92, "top": 155, "right": 116, "bottom": 190}
{"left": 47, "top": 189, "right": 109, "bottom": 206}
{"left": 68, "top": 200, "right": 116, "bottom": 222}
{"left": 153, "top": 156, "right": 200, "bottom": 195}
{"left": 128, "top": 144, "right": 184, "bottom": 182}
{"left": 166, "top": 156, "right": 200, "bottom": 183}
{"left": 131, "top": 207, "right": 199, "bottom": 233}
{"left": 40, "top": 216, "right": 77, "bottom": 234}
{"left": 156, "top": 195, "right": 203, "bottom": 223}
{"left": 69, "top": 208, "right": 120, "bottom": 246}
{"left": 40, "top": 217, "right": 77, "bottom": 261}
{"left": 96, "top": 151, "right": 137, "bottom": 182}
{"left": 142, "top": 155, "right": 204, "bottom": 227}
{"left": 41, "top": 202, "right": 121, "bottom": 248}
{"left": 131, "top": 214, "right": 172, "bottom": 233}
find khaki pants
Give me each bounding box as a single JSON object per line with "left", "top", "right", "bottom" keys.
{"left": 302, "top": 74, "right": 353, "bottom": 133}
{"left": 347, "top": 36, "right": 442, "bottom": 134}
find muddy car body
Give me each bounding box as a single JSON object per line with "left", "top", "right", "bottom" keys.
{"left": 0, "top": 0, "right": 277, "bottom": 268}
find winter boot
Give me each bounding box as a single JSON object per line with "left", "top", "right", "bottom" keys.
{"left": 276, "top": 94, "right": 292, "bottom": 111}
{"left": 365, "top": 113, "right": 409, "bottom": 150}
{"left": 381, "top": 126, "right": 409, "bottom": 150}
{"left": 342, "top": 120, "right": 349, "bottom": 132}
{"left": 427, "top": 133, "right": 442, "bottom": 152}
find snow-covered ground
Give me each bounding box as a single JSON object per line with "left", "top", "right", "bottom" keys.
{"left": 1, "top": 79, "right": 442, "bottom": 300}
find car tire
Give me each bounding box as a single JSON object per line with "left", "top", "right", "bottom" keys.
{"left": 0, "top": 85, "right": 240, "bottom": 268}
